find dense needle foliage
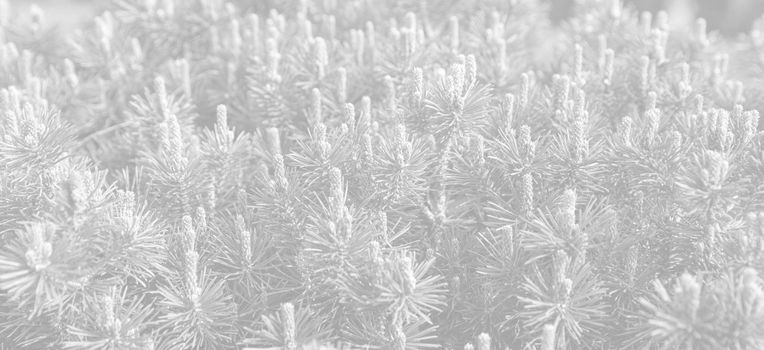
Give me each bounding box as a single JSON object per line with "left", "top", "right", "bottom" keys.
{"left": 1, "top": 0, "right": 763, "bottom": 349}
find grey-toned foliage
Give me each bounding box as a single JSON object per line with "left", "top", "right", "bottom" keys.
{"left": 0, "top": 0, "right": 763, "bottom": 349}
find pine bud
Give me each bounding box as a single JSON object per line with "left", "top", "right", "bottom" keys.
{"left": 670, "top": 130, "right": 682, "bottom": 150}
{"left": 114, "top": 189, "right": 136, "bottom": 226}
{"left": 695, "top": 18, "right": 708, "bottom": 47}
{"left": 195, "top": 206, "right": 207, "bottom": 231}
{"left": 377, "top": 211, "right": 389, "bottom": 242}
{"left": 229, "top": 18, "right": 242, "bottom": 57}
{"left": 266, "top": 127, "right": 281, "bottom": 155}
{"left": 553, "top": 75, "right": 570, "bottom": 112}
{"left": 705, "top": 223, "right": 718, "bottom": 247}
{"left": 310, "top": 88, "right": 322, "bottom": 125}
{"left": 449, "top": 16, "right": 459, "bottom": 52}
{"left": 1, "top": 89, "right": 18, "bottom": 136}
{"left": 166, "top": 114, "right": 185, "bottom": 169}
{"left": 742, "top": 268, "right": 763, "bottom": 306}
{"left": 706, "top": 150, "right": 728, "bottom": 186}
{"left": 677, "top": 273, "right": 701, "bottom": 317}
{"left": 325, "top": 15, "right": 336, "bottom": 41}
{"left": 94, "top": 15, "right": 112, "bottom": 56}
{"left": 406, "top": 11, "right": 417, "bottom": 38}
{"left": 67, "top": 170, "right": 91, "bottom": 213}
{"left": 342, "top": 102, "right": 355, "bottom": 131}
{"left": 102, "top": 287, "right": 116, "bottom": 329}
{"left": 18, "top": 103, "right": 38, "bottom": 140}
{"left": 160, "top": 0, "right": 175, "bottom": 17}
{"left": 268, "top": 11, "right": 284, "bottom": 39}
{"left": 339, "top": 207, "right": 353, "bottom": 243}
{"left": 181, "top": 215, "right": 196, "bottom": 252}
{"left": 694, "top": 94, "right": 704, "bottom": 116}
{"left": 573, "top": 43, "right": 584, "bottom": 86}
{"left": 266, "top": 38, "right": 281, "bottom": 83}
{"left": 348, "top": 29, "right": 364, "bottom": 65}
{"left": 0, "top": 0, "right": 8, "bottom": 27}
{"left": 210, "top": 25, "right": 224, "bottom": 54}
{"left": 522, "top": 172, "right": 533, "bottom": 215}
{"left": 502, "top": 93, "right": 515, "bottom": 132}
{"left": 313, "top": 37, "right": 328, "bottom": 79}
{"left": 368, "top": 240, "right": 382, "bottom": 265}
{"left": 25, "top": 223, "right": 52, "bottom": 271}
{"left": 470, "top": 134, "right": 485, "bottom": 166}
{"left": 269, "top": 154, "right": 288, "bottom": 192}
{"left": 241, "top": 227, "right": 252, "bottom": 264}
{"left": 360, "top": 95, "right": 372, "bottom": 128}
{"left": 394, "top": 124, "right": 408, "bottom": 166}
{"left": 732, "top": 80, "right": 744, "bottom": 104}
{"left": 130, "top": 38, "right": 144, "bottom": 65}
{"left": 231, "top": 191, "right": 247, "bottom": 221}
{"left": 518, "top": 124, "right": 532, "bottom": 156}
{"left": 655, "top": 11, "right": 669, "bottom": 31}
{"left": 573, "top": 87, "right": 586, "bottom": 118}
{"left": 743, "top": 110, "right": 760, "bottom": 143}
{"left": 234, "top": 214, "right": 247, "bottom": 236}
{"left": 639, "top": 56, "right": 650, "bottom": 92}
{"left": 597, "top": 35, "right": 607, "bottom": 73}
{"left": 403, "top": 16, "right": 417, "bottom": 56}
{"left": 713, "top": 54, "right": 729, "bottom": 83}
{"left": 336, "top": 67, "right": 347, "bottom": 104}
{"left": 392, "top": 316, "right": 406, "bottom": 350}
{"left": 641, "top": 11, "right": 652, "bottom": 35}
{"left": 2, "top": 42, "right": 19, "bottom": 66}
{"left": 603, "top": 49, "right": 614, "bottom": 86}
{"left": 154, "top": 76, "right": 169, "bottom": 120}
{"left": 360, "top": 132, "right": 373, "bottom": 169}
{"left": 243, "top": 14, "right": 260, "bottom": 57}
{"left": 542, "top": 323, "right": 556, "bottom": 350}
{"left": 558, "top": 189, "right": 577, "bottom": 236}
{"left": 281, "top": 303, "right": 297, "bottom": 350}
{"left": 677, "top": 62, "right": 691, "bottom": 98}
{"left": 573, "top": 113, "right": 588, "bottom": 163}
{"left": 395, "top": 28, "right": 412, "bottom": 58}
{"left": 410, "top": 66, "right": 424, "bottom": 97}
{"left": 366, "top": 21, "right": 376, "bottom": 63}
{"left": 561, "top": 277, "right": 573, "bottom": 304}
{"left": 716, "top": 110, "right": 730, "bottom": 150}
{"left": 400, "top": 255, "right": 416, "bottom": 294}
{"left": 680, "top": 62, "right": 691, "bottom": 86}
{"left": 213, "top": 107, "right": 231, "bottom": 149}
{"left": 385, "top": 75, "right": 397, "bottom": 115}
{"left": 645, "top": 108, "right": 661, "bottom": 144}
{"left": 465, "top": 54, "right": 477, "bottom": 88}
{"left": 520, "top": 73, "right": 531, "bottom": 111}
{"left": 451, "top": 60, "right": 465, "bottom": 99}
{"left": 477, "top": 333, "right": 490, "bottom": 350}
{"left": 328, "top": 167, "right": 344, "bottom": 213}
{"left": 645, "top": 92, "right": 659, "bottom": 115}
{"left": 185, "top": 249, "right": 199, "bottom": 301}
{"left": 63, "top": 59, "right": 78, "bottom": 88}
{"left": 314, "top": 121, "right": 327, "bottom": 145}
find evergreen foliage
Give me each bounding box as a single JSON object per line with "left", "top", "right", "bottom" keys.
{"left": 0, "top": 0, "right": 763, "bottom": 349}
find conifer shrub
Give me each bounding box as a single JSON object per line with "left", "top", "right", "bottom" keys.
{"left": 0, "top": 0, "right": 763, "bottom": 349}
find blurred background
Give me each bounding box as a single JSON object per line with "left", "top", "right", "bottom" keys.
{"left": 554, "top": 0, "right": 764, "bottom": 35}
{"left": 5, "top": 0, "right": 764, "bottom": 36}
